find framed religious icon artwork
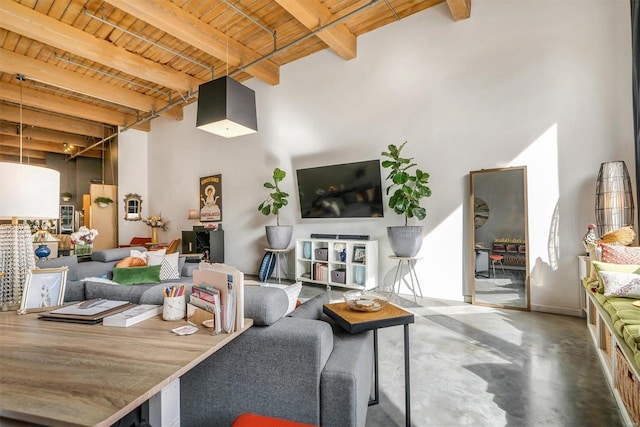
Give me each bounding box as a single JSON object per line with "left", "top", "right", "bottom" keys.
{"left": 19, "top": 267, "right": 68, "bottom": 314}
{"left": 200, "top": 174, "right": 222, "bottom": 222}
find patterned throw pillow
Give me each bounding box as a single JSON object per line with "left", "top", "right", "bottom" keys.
{"left": 592, "top": 261, "right": 640, "bottom": 294}
{"left": 599, "top": 271, "right": 640, "bottom": 298}
{"left": 600, "top": 243, "right": 640, "bottom": 265}
{"left": 147, "top": 251, "right": 180, "bottom": 280}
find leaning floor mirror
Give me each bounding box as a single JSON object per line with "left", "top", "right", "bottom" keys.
{"left": 469, "top": 166, "right": 530, "bottom": 311}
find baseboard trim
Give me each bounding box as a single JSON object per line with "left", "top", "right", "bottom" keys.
{"left": 531, "top": 304, "right": 582, "bottom": 317}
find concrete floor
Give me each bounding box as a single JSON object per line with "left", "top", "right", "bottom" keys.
{"left": 298, "top": 284, "right": 624, "bottom": 427}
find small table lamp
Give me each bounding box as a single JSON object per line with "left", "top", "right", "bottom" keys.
{"left": 0, "top": 162, "right": 60, "bottom": 310}
{"left": 188, "top": 210, "right": 199, "bottom": 221}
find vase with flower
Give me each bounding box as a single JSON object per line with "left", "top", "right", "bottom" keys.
{"left": 70, "top": 226, "right": 99, "bottom": 256}
{"left": 143, "top": 214, "right": 169, "bottom": 244}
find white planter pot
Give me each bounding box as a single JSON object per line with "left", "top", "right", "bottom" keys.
{"left": 265, "top": 225, "right": 293, "bottom": 249}
{"left": 387, "top": 226, "right": 423, "bottom": 257}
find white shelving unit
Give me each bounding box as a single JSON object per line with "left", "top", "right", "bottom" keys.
{"left": 295, "top": 238, "right": 378, "bottom": 290}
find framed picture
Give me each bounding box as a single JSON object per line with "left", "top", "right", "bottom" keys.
{"left": 200, "top": 174, "right": 222, "bottom": 222}
{"left": 19, "top": 267, "right": 68, "bottom": 313}
{"left": 353, "top": 247, "right": 366, "bottom": 263}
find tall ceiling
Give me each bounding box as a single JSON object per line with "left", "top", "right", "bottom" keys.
{"left": 0, "top": 0, "right": 470, "bottom": 162}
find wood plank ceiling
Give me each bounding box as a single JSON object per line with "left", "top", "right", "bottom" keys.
{"left": 0, "top": 0, "right": 470, "bottom": 162}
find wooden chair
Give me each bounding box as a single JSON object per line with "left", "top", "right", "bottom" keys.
{"left": 119, "top": 237, "right": 152, "bottom": 248}
{"left": 155, "top": 238, "right": 181, "bottom": 254}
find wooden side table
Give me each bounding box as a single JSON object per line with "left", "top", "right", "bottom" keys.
{"left": 323, "top": 302, "right": 415, "bottom": 427}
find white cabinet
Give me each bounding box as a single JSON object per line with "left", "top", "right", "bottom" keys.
{"left": 295, "top": 238, "right": 378, "bottom": 290}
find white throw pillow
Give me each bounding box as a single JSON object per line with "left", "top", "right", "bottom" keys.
{"left": 147, "top": 251, "right": 179, "bottom": 280}
{"left": 282, "top": 282, "right": 302, "bottom": 315}
{"left": 599, "top": 270, "right": 640, "bottom": 298}
{"left": 130, "top": 248, "right": 165, "bottom": 261}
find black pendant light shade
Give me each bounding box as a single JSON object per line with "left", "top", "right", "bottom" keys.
{"left": 196, "top": 76, "right": 257, "bottom": 138}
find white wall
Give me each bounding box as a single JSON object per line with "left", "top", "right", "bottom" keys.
{"left": 142, "top": 0, "right": 634, "bottom": 315}
{"left": 118, "top": 129, "right": 149, "bottom": 245}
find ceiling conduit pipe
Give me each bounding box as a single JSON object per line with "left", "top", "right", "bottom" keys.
{"left": 118, "top": 0, "right": 380, "bottom": 132}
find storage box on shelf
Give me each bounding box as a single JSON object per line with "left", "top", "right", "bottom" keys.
{"left": 295, "top": 238, "right": 377, "bottom": 290}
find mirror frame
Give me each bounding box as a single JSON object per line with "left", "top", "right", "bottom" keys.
{"left": 469, "top": 166, "right": 530, "bottom": 311}
{"left": 123, "top": 193, "right": 143, "bottom": 221}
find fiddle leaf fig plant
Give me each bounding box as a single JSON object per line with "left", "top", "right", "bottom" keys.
{"left": 258, "top": 167, "right": 289, "bottom": 226}
{"left": 381, "top": 141, "right": 432, "bottom": 226}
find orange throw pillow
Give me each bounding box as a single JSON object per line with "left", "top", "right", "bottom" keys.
{"left": 116, "top": 256, "right": 147, "bottom": 268}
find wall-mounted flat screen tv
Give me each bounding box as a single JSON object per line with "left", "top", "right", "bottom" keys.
{"left": 296, "top": 159, "right": 384, "bottom": 219}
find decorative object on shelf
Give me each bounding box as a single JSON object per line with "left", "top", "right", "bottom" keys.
{"left": 599, "top": 226, "right": 636, "bottom": 246}
{"left": 582, "top": 223, "right": 598, "bottom": 251}
{"left": 60, "top": 192, "right": 72, "bottom": 202}
{"left": 71, "top": 226, "right": 98, "bottom": 256}
{"left": 123, "top": 193, "right": 142, "bottom": 221}
{"left": 340, "top": 249, "right": 347, "bottom": 262}
{"left": 381, "top": 141, "right": 432, "bottom": 257}
{"left": 94, "top": 196, "right": 114, "bottom": 208}
{"left": 303, "top": 241, "right": 312, "bottom": 259}
{"left": 34, "top": 244, "right": 51, "bottom": 261}
{"left": 355, "top": 266, "right": 366, "bottom": 286}
{"left": 74, "top": 243, "right": 93, "bottom": 256}
{"left": 258, "top": 167, "right": 292, "bottom": 249}
{"left": 196, "top": 76, "right": 257, "bottom": 138}
{"left": 143, "top": 214, "right": 169, "bottom": 244}
{"left": 595, "top": 161, "right": 634, "bottom": 237}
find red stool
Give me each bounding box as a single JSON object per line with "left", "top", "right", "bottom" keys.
{"left": 488, "top": 254, "right": 504, "bottom": 277}
{"left": 232, "top": 413, "right": 317, "bottom": 427}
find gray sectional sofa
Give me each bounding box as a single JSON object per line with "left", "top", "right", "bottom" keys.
{"left": 37, "top": 248, "right": 374, "bottom": 427}
{"left": 37, "top": 246, "right": 197, "bottom": 304}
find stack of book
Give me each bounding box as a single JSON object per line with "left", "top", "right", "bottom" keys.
{"left": 314, "top": 263, "right": 329, "bottom": 282}
{"left": 189, "top": 284, "right": 222, "bottom": 334}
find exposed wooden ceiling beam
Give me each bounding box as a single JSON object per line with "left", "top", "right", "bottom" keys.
{"left": 0, "top": 145, "right": 46, "bottom": 160}
{"left": 446, "top": 0, "right": 471, "bottom": 21}
{"left": 0, "top": 49, "right": 182, "bottom": 121}
{"left": 0, "top": 123, "right": 93, "bottom": 148}
{"left": 0, "top": 135, "right": 102, "bottom": 158}
{"left": 104, "top": 0, "right": 280, "bottom": 85}
{"left": 275, "top": 0, "right": 357, "bottom": 60}
{"left": 0, "top": 82, "right": 150, "bottom": 132}
{"left": 0, "top": 1, "right": 202, "bottom": 94}
{"left": 0, "top": 104, "right": 105, "bottom": 138}
{"left": 0, "top": 154, "right": 46, "bottom": 165}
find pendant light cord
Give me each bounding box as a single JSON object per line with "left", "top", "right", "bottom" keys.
{"left": 17, "top": 74, "right": 24, "bottom": 164}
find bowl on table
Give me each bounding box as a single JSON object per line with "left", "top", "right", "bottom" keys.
{"left": 343, "top": 289, "right": 391, "bottom": 312}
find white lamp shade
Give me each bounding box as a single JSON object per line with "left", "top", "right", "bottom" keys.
{"left": 0, "top": 162, "right": 60, "bottom": 220}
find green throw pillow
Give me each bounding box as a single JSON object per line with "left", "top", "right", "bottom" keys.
{"left": 112, "top": 265, "right": 161, "bottom": 285}
{"left": 591, "top": 261, "right": 640, "bottom": 294}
